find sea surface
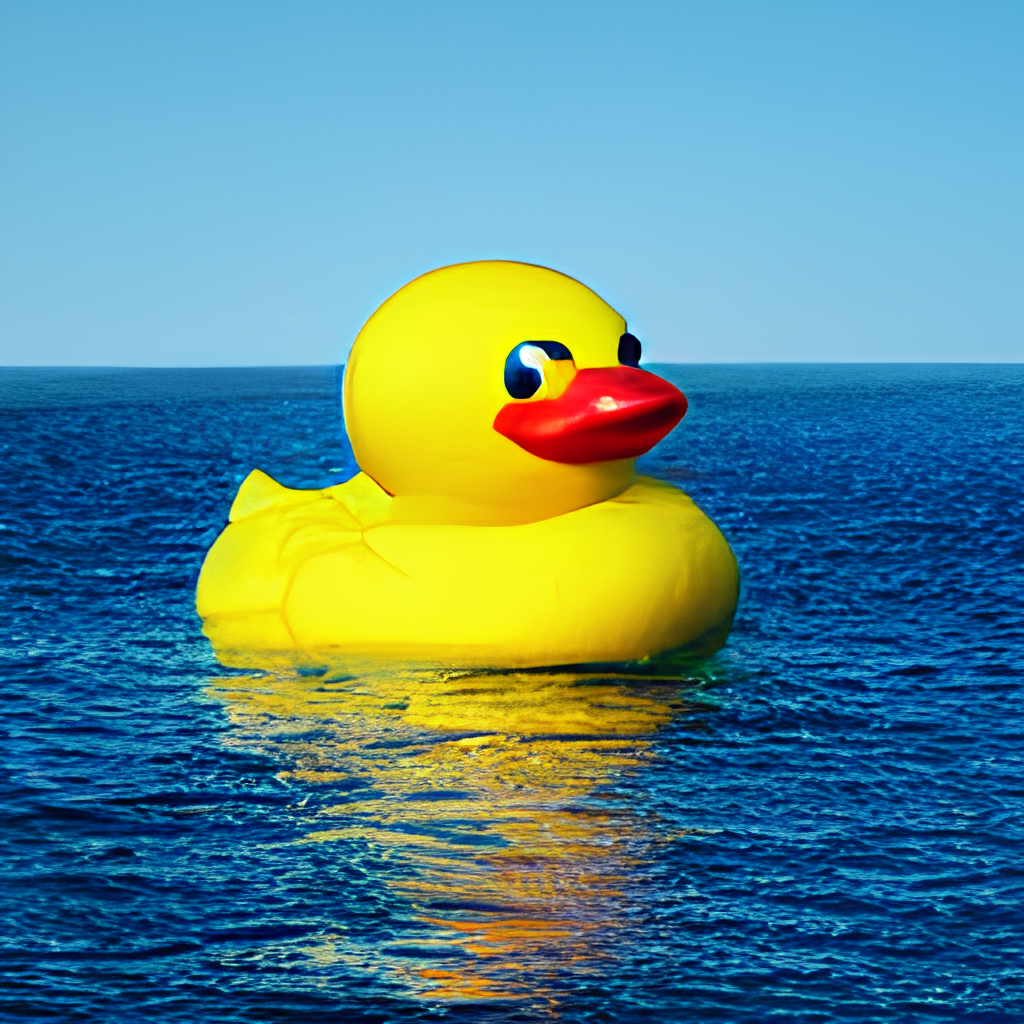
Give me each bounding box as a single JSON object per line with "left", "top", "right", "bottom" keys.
{"left": 1, "top": 364, "right": 1022, "bottom": 1023}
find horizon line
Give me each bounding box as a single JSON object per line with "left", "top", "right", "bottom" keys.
{"left": 2, "top": 360, "right": 1022, "bottom": 371}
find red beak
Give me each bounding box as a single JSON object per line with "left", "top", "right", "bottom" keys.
{"left": 493, "top": 366, "right": 687, "bottom": 464}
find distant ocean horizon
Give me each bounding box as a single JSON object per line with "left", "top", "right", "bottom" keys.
{"left": 2, "top": 363, "right": 1021, "bottom": 1022}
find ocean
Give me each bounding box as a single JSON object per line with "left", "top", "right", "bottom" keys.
{"left": 1, "top": 364, "right": 1021, "bottom": 1022}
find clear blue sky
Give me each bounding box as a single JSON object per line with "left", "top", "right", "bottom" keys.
{"left": 1, "top": 1, "right": 1021, "bottom": 365}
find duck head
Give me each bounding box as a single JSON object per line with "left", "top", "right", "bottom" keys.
{"left": 343, "top": 261, "right": 687, "bottom": 526}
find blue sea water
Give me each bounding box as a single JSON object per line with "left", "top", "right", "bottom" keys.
{"left": 1, "top": 363, "right": 1022, "bottom": 1023}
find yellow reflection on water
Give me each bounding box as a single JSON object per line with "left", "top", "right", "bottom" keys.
{"left": 209, "top": 659, "right": 695, "bottom": 1004}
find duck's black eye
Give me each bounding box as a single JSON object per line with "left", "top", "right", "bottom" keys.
{"left": 618, "top": 332, "right": 642, "bottom": 367}
{"left": 504, "top": 341, "right": 574, "bottom": 399}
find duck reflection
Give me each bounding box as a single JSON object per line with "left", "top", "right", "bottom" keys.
{"left": 209, "top": 660, "right": 700, "bottom": 1003}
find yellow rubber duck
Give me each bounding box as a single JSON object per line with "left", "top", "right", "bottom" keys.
{"left": 197, "top": 261, "right": 738, "bottom": 667}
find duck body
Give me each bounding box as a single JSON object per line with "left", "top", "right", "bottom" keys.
{"left": 197, "top": 469, "right": 737, "bottom": 667}
{"left": 197, "top": 260, "right": 739, "bottom": 667}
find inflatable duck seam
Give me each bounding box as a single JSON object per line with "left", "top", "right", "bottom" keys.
{"left": 361, "top": 532, "right": 416, "bottom": 579}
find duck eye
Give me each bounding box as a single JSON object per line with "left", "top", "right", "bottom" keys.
{"left": 618, "top": 332, "right": 642, "bottom": 367}
{"left": 504, "top": 341, "right": 574, "bottom": 399}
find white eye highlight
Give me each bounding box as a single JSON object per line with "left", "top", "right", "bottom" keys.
{"left": 518, "top": 345, "right": 551, "bottom": 373}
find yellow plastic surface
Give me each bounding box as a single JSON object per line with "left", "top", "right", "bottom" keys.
{"left": 196, "top": 261, "right": 739, "bottom": 667}
{"left": 345, "top": 260, "right": 635, "bottom": 526}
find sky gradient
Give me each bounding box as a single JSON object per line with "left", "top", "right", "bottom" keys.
{"left": 1, "top": 1, "right": 1021, "bottom": 366}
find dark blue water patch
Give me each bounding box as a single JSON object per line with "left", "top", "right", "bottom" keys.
{"left": 0, "top": 364, "right": 1022, "bottom": 1023}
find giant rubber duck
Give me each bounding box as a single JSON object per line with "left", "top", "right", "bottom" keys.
{"left": 197, "top": 261, "right": 738, "bottom": 667}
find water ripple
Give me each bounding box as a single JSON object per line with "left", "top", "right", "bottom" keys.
{"left": 0, "top": 364, "right": 1022, "bottom": 1022}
